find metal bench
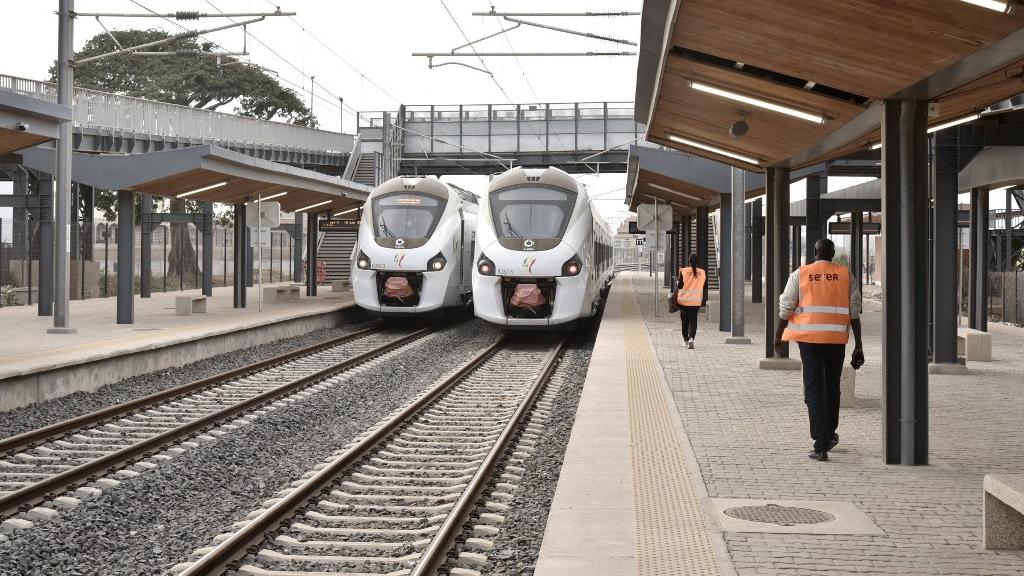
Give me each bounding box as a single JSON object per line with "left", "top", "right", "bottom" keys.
{"left": 984, "top": 474, "right": 1024, "bottom": 549}
{"left": 957, "top": 327, "right": 992, "bottom": 362}
{"left": 262, "top": 285, "right": 301, "bottom": 302}
{"left": 174, "top": 295, "right": 207, "bottom": 316}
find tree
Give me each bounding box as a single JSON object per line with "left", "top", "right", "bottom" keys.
{"left": 56, "top": 28, "right": 317, "bottom": 285}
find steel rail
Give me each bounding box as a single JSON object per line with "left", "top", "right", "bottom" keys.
{"left": 411, "top": 336, "right": 566, "bottom": 575}
{"left": 0, "top": 326, "right": 436, "bottom": 519}
{"left": 0, "top": 326, "right": 380, "bottom": 455}
{"left": 178, "top": 335, "right": 512, "bottom": 576}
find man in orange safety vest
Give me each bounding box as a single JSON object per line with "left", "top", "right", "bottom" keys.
{"left": 774, "top": 238, "right": 864, "bottom": 462}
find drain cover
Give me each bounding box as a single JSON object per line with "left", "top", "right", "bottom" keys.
{"left": 723, "top": 504, "right": 834, "bottom": 526}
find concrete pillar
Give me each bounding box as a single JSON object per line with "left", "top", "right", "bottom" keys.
{"left": 306, "top": 211, "right": 318, "bottom": 297}
{"left": 880, "top": 98, "right": 929, "bottom": 465}
{"left": 805, "top": 174, "right": 824, "bottom": 263}
{"left": 752, "top": 198, "right": 763, "bottom": 303}
{"left": 969, "top": 187, "right": 989, "bottom": 332}
{"left": 931, "top": 130, "right": 961, "bottom": 370}
{"left": 36, "top": 174, "right": 54, "bottom": 317}
{"left": 764, "top": 167, "right": 791, "bottom": 360}
{"left": 719, "top": 198, "right": 732, "bottom": 332}
{"left": 233, "top": 204, "right": 247, "bottom": 309}
{"left": 202, "top": 201, "right": 213, "bottom": 297}
{"left": 140, "top": 193, "right": 152, "bottom": 298}
{"left": 729, "top": 167, "right": 750, "bottom": 344}
{"left": 116, "top": 190, "right": 134, "bottom": 324}
{"left": 292, "top": 216, "right": 303, "bottom": 283}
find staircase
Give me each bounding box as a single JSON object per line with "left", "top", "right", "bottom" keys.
{"left": 352, "top": 152, "right": 381, "bottom": 187}
{"left": 319, "top": 223, "right": 359, "bottom": 285}
{"left": 706, "top": 216, "right": 720, "bottom": 290}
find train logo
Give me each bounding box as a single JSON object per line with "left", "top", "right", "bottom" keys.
{"left": 523, "top": 256, "right": 538, "bottom": 274}
{"left": 393, "top": 254, "right": 406, "bottom": 268}
{"left": 523, "top": 239, "right": 535, "bottom": 249}
{"left": 395, "top": 238, "right": 405, "bottom": 247}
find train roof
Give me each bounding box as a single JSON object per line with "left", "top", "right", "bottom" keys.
{"left": 487, "top": 166, "right": 578, "bottom": 194}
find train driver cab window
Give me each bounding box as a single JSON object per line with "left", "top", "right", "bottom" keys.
{"left": 490, "top": 187, "right": 577, "bottom": 240}
{"left": 372, "top": 193, "right": 446, "bottom": 239}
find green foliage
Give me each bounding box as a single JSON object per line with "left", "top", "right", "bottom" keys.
{"left": 52, "top": 28, "right": 316, "bottom": 126}
{"left": 0, "top": 285, "right": 17, "bottom": 306}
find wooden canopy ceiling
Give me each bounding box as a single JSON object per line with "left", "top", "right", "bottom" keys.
{"left": 0, "top": 89, "right": 71, "bottom": 155}
{"left": 642, "top": 0, "right": 1024, "bottom": 171}
{"left": 630, "top": 167, "right": 720, "bottom": 214}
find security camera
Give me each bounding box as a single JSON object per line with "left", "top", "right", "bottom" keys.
{"left": 16, "top": 122, "right": 29, "bottom": 132}
{"left": 730, "top": 120, "right": 749, "bottom": 138}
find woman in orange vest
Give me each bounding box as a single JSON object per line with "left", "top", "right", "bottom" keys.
{"left": 677, "top": 253, "right": 708, "bottom": 349}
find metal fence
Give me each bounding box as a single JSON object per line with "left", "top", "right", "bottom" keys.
{"left": 990, "top": 271, "right": 1024, "bottom": 326}
{"left": 0, "top": 74, "right": 351, "bottom": 153}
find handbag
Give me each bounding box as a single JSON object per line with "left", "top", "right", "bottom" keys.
{"left": 667, "top": 289, "right": 680, "bottom": 313}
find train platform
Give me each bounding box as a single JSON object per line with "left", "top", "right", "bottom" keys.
{"left": 537, "top": 271, "right": 1024, "bottom": 576}
{"left": 0, "top": 284, "right": 356, "bottom": 411}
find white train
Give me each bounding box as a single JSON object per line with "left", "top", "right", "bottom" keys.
{"left": 472, "top": 166, "right": 614, "bottom": 328}
{"left": 352, "top": 177, "right": 478, "bottom": 315}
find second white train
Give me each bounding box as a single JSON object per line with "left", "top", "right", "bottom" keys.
{"left": 472, "top": 166, "right": 614, "bottom": 328}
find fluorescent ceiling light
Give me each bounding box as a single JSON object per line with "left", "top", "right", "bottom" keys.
{"left": 177, "top": 181, "right": 227, "bottom": 198}
{"left": 295, "top": 200, "right": 331, "bottom": 212}
{"left": 870, "top": 143, "right": 882, "bottom": 150}
{"left": 261, "top": 191, "right": 289, "bottom": 201}
{"left": 334, "top": 207, "right": 359, "bottom": 216}
{"left": 928, "top": 114, "right": 980, "bottom": 133}
{"left": 960, "top": 0, "right": 1009, "bottom": 12}
{"left": 667, "top": 134, "right": 759, "bottom": 165}
{"left": 689, "top": 80, "right": 825, "bottom": 124}
{"left": 649, "top": 183, "right": 703, "bottom": 203}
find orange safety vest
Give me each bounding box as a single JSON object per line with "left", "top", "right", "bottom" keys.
{"left": 676, "top": 267, "right": 706, "bottom": 307}
{"left": 782, "top": 260, "right": 851, "bottom": 344}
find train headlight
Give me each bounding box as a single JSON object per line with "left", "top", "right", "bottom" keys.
{"left": 561, "top": 254, "right": 582, "bottom": 277}
{"left": 356, "top": 251, "right": 371, "bottom": 270}
{"left": 427, "top": 253, "right": 447, "bottom": 271}
{"left": 477, "top": 254, "right": 496, "bottom": 276}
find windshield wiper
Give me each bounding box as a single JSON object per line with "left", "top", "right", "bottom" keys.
{"left": 379, "top": 217, "right": 397, "bottom": 238}
{"left": 503, "top": 214, "right": 522, "bottom": 238}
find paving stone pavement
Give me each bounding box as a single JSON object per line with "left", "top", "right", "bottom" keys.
{"left": 630, "top": 273, "right": 1024, "bottom": 576}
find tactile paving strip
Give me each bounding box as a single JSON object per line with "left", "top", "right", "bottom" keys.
{"left": 623, "top": 281, "right": 721, "bottom": 576}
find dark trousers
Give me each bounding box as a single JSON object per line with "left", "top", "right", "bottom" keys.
{"left": 680, "top": 306, "right": 699, "bottom": 340}
{"left": 797, "top": 342, "right": 846, "bottom": 452}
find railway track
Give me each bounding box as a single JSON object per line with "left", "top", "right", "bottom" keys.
{"left": 0, "top": 325, "right": 439, "bottom": 520}
{"left": 176, "top": 335, "right": 567, "bottom": 576}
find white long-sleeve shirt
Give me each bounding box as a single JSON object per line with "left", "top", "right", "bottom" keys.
{"left": 778, "top": 261, "right": 862, "bottom": 321}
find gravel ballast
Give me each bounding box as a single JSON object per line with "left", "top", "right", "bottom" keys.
{"left": 0, "top": 323, "right": 371, "bottom": 441}
{"left": 480, "top": 326, "right": 596, "bottom": 575}
{"left": 0, "top": 320, "right": 501, "bottom": 576}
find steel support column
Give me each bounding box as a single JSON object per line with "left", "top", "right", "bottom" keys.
{"left": 306, "top": 212, "right": 318, "bottom": 297}
{"left": 116, "top": 191, "right": 134, "bottom": 324}
{"left": 36, "top": 174, "right": 54, "bottom": 317}
{"left": 850, "top": 211, "right": 864, "bottom": 297}
{"left": 1006, "top": 187, "right": 1013, "bottom": 272}
{"left": 765, "top": 167, "right": 790, "bottom": 358}
{"left": 202, "top": 201, "right": 213, "bottom": 297}
{"left": 697, "top": 207, "right": 709, "bottom": 274}
{"left": 969, "top": 187, "right": 989, "bottom": 331}
{"left": 932, "top": 131, "right": 959, "bottom": 365}
{"left": 752, "top": 198, "right": 763, "bottom": 303}
{"left": 720, "top": 193, "right": 732, "bottom": 331}
{"left": 805, "top": 174, "right": 823, "bottom": 263}
{"left": 140, "top": 194, "right": 152, "bottom": 297}
{"left": 292, "top": 217, "right": 303, "bottom": 283}
{"left": 730, "top": 168, "right": 748, "bottom": 342}
{"left": 744, "top": 201, "right": 752, "bottom": 281}
{"left": 233, "top": 204, "right": 246, "bottom": 309}
{"left": 791, "top": 223, "right": 802, "bottom": 271}
{"left": 880, "top": 98, "right": 929, "bottom": 465}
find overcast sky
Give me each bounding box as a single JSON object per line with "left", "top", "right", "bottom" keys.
{"left": 1, "top": 0, "right": 648, "bottom": 237}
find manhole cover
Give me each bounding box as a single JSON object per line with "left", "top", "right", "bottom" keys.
{"left": 723, "top": 504, "right": 835, "bottom": 526}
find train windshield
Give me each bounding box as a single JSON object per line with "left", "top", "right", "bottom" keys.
{"left": 490, "top": 187, "right": 577, "bottom": 239}
{"left": 372, "top": 193, "right": 446, "bottom": 239}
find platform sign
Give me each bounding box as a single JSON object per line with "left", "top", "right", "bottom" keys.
{"left": 828, "top": 221, "right": 881, "bottom": 235}
{"left": 249, "top": 227, "right": 272, "bottom": 248}
{"left": 635, "top": 203, "right": 672, "bottom": 232}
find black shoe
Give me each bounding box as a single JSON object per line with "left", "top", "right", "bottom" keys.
{"left": 808, "top": 450, "right": 828, "bottom": 461}
{"left": 826, "top": 433, "right": 839, "bottom": 452}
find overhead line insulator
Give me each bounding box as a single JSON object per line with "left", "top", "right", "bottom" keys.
{"left": 175, "top": 11, "right": 201, "bottom": 21}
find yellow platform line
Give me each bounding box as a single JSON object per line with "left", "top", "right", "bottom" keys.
{"left": 623, "top": 279, "right": 720, "bottom": 576}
